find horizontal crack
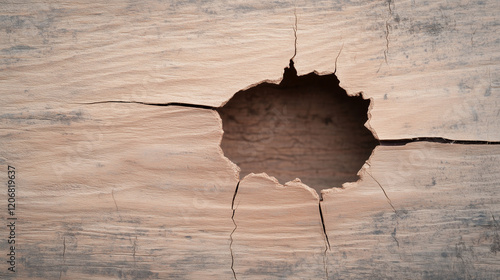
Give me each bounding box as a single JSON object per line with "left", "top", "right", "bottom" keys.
{"left": 75, "top": 100, "right": 216, "bottom": 110}
{"left": 380, "top": 137, "right": 500, "bottom": 146}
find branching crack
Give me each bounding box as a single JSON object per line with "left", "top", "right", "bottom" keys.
{"left": 230, "top": 181, "right": 240, "bottom": 280}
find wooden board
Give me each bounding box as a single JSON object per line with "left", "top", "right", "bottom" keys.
{"left": 1, "top": 0, "right": 499, "bottom": 279}
{"left": 322, "top": 142, "right": 500, "bottom": 279}
{"left": 1, "top": 0, "right": 498, "bottom": 140}
{"left": 1, "top": 105, "right": 239, "bottom": 279}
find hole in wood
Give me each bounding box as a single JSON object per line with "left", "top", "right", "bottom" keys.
{"left": 217, "top": 60, "right": 378, "bottom": 195}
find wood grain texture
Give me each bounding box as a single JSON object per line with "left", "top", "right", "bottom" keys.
{"left": 1, "top": 0, "right": 498, "bottom": 139}
{"left": 232, "top": 174, "right": 327, "bottom": 279}
{"left": 1, "top": 105, "right": 239, "bottom": 279}
{"left": 322, "top": 142, "right": 500, "bottom": 279}
{"left": 1, "top": 0, "right": 499, "bottom": 279}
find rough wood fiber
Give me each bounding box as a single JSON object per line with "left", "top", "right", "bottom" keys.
{"left": 1, "top": 0, "right": 499, "bottom": 279}
{"left": 1, "top": 0, "right": 498, "bottom": 140}
{"left": 232, "top": 174, "right": 326, "bottom": 279}
{"left": 1, "top": 105, "right": 239, "bottom": 279}
{"left": 322, "top": 142, "right": 500, "bottom": 279}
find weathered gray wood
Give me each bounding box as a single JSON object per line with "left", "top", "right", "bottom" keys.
{"left": 322, "top": 142, "right": 500, "bottom": 279}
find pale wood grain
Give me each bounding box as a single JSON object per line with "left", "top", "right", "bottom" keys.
{"left": 1, "top": 105, "right": 239, "bottom": 279}
{"left": 1, "top": 0, "right": 499, "bottom": 279}
{"left": 232, "top": 174, "right": 327, "bottom": 279}
{"left": 1, "top": 0, "right": 498, "bottom": 140}
{"left": 322, "top": 142, "right": 500, "bottom": 279}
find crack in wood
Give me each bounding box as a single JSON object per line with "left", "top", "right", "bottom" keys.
{"left": 380, "top": 137, "right": 500, "bottom": 145}
{"left": 76, "top": 100, "right": 216, "bottom": 110}
{"left": 62, "top": 236, "right": 66, "bottom": 259}
{"left": 73, "top": 56, "right": 500, "bottom": 279}
{"left": 384, "top": 0, "right": 394, "bottom": 64}
{"left": 291, "top": 8, "right": 298, "bottom": 61}
{"left": 319, "top": 202, "right": 331, "bottom": 250}
{"left": 319, "top": 201, "right": 331, "bottom": 279}
{"left": 59, "top": 237, "right": 66, "bottom": 280}
{"left": 333, "top": 43, "right": 344, "bottom": 75}
{"left": 131, "top": 236, "right": 138, "bottom": 265}
{"left": 391, "top": 227, "right": 400, "bottom": 248}
{"left": 111, "top": 189, "right": 123, "bottom": 222}
{"left": 365, "top": 167, "right": 398, "bottom": 216}
{"left": 230, "top": 181, "right": 240, "bottom": 280}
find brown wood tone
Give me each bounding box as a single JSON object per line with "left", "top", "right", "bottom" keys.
{"left": 1, "top": 0, "right": 499, "bottom": 279}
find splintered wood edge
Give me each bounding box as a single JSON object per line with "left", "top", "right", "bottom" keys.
{"left": 213, "top": 109, "right": 242, "bottom": 179}
{"left": 240, "top": 173, "right": 320, "bottom": 202}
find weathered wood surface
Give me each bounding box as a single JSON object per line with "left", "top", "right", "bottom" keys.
{"left": 323, "top": 142, "right": 500, "bottom": 279}
{"left": 1, "top": 0, "right": 499, "bottom": 279}
{"left": 232, "top": 175, "right": 327, "bottom": 279}
{"left": 1, "top": 0, "right": 498, "bottom": 140}
{"left": 1, "top": 105, "right": 239, "bottom": 279}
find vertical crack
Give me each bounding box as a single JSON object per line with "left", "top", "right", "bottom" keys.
{"left": 318, "top": 202, "right": 331, "bottom": 250}
{"left": 131, "top": 236, "right": 137, "bottom": 265}
{"left": 319, "top": 201, "right": 331, "bottom": 279}
{"left": 291, "top": 8, "right": 298, "bottom": 61}
{"left": 391, "top": 227, "right": 400, "bottom": 248}
{"left": 112, "top": 189, "right": 123, "bottom": 222}
{"left": 384, "top": 0, "right": 394, "bottom": 64}
{"left": 230, "top": 181, "right": 240, "bottom": 280}
{"left": 365, "top": 166, "right": 401, "bottom": 250}
{"left": 491, "top": 214, "right": 500, "bottom": 255}
{"left": 384, "top": 22, "right": 390, "bottom": 63}
{"left": 365, "top": 170, "right": 398, "bottom": 215}
{"left": 112, "top": 189, "right": 119, "bottom": 211}
{"left": 62, "top": 236, "right": 66, "bottom": 260}
{"left": 333, "top": 43, "right": 344, "bottom": 75}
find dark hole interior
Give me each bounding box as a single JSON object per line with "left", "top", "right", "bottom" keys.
{"left": 217, "top": 61, "right": 379, "bottom": 195}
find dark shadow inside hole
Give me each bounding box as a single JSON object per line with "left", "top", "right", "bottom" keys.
{"left": 217, "top": 61, "right": 379, "bottom": 195}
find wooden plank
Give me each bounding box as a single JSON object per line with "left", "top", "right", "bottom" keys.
{"left": 1, "top": 105, "right": 500, "bottom": 278}
{"left": 232, "top": 174, "right": 327, "bottom": 279}
{"left": 1, "top": 0, "right": 498, "bottom": 140}
{"left": 1, "top": 105, "right": 239, "bottom": 279}
{"left": 322, "top": 142, "right": 500, "bottom": 279}
{"left": 0, "top": 0, "right": 499, "bottom": 279}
